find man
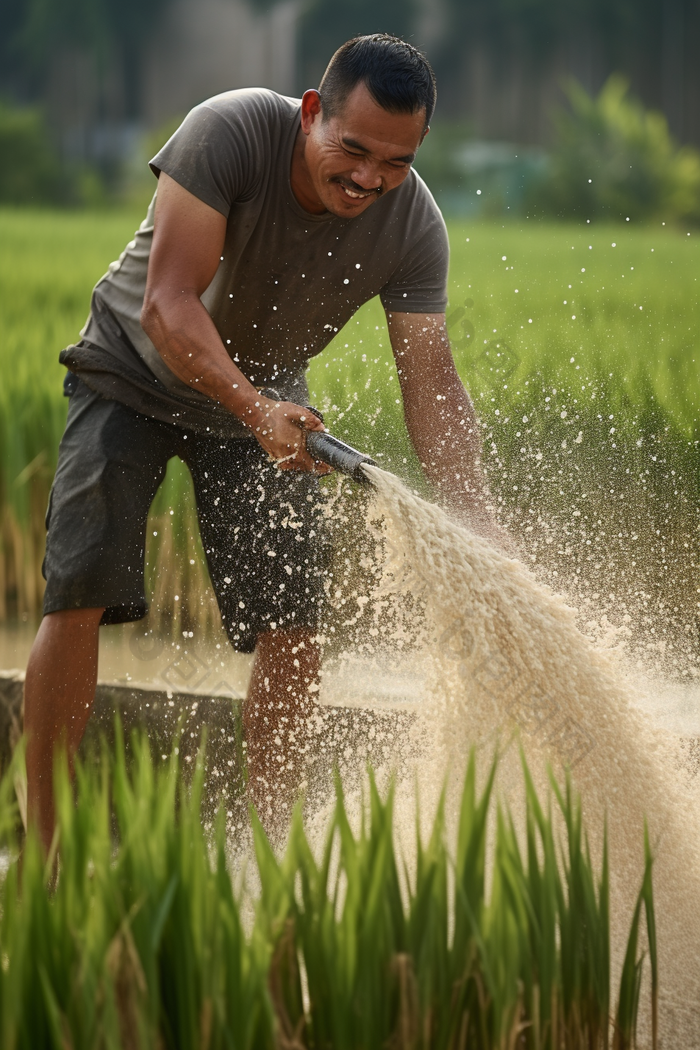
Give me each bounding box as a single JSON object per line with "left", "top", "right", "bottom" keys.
{"left": 25, "top": 34, "right": 499, "bottom": 850}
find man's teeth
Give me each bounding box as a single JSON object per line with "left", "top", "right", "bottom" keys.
{"left": 342, "top": 185, "right": 371, "bottom": 199}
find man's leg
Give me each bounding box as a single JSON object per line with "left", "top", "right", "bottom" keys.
{"left": 30, "top": 379, "right": 176, "bottom": 853}
{"left": 243, "top": 627, "right": 321, "bottom": 825}
{"left": 24, "top": 606, "right": 105, "bottom": 854}
{"left": 186, "top": 434, "right": 329, "bottom": 834}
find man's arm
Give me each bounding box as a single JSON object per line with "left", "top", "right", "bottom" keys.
{"left": 387, "top": 311, "right": 508, "bottom": 545}
{"left": 141, "top": 173, "right": 325, "bottom": 471}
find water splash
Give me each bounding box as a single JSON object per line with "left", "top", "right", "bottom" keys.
{"left": 363, "top": 462, "right": 700, "bottom": 1045}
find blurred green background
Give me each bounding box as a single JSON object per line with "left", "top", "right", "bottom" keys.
{"left": 1, "top": 0, "right": 700, "bottom": 218}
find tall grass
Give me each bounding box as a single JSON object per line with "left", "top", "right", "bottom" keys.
{"left": 0, "top": 734, "right": 657, "bottom": 1048}
{"left": 1, "top": 207, "right": 697, "bottom": 632}
{"left": 0, "top": 207, "right": 208, "bottom": 631}
{"left": 0, "top": 208, "right": 140, "bottom": 623}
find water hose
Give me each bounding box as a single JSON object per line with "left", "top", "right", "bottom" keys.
{"left": 305, "top": 429, "right": 377, "bottom": 485}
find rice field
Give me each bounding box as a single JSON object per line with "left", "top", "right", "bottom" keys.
{"left": 0, "top": 207, "right": 698, "bottom": 634}
{"left": 317, "top": 219, "right": 700, "bottom": 454}
{"left": 0, "top": 734, "right": 657, "bottom": 1049}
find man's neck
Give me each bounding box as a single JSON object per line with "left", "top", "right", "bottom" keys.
{"left": 290, "top": 127, "right": 326, "bottom": 215}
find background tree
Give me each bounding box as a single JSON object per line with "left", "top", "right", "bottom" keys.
{"left": 0, "top": 0, "right": 170, "bottom": 121}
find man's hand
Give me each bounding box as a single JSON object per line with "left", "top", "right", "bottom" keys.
{"left": 247, "top": 397, "right": 331, "bottom": 473}
{"left": 387, "top": 311, "right": 517, "bottom": 555}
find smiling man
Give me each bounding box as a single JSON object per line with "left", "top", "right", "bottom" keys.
{"left": 24, "top": 34, "right": 498, "bottom": 849}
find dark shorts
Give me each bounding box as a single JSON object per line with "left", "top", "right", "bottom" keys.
{"left": 43, "top": 380, "right": 328, "bottom": 652}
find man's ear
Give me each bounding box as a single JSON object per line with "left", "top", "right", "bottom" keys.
{"left": 420, "top": 125, "right": 430, "bottom": 144}
{"left": 300, "top": 89, "right": 323, "bottom": 135}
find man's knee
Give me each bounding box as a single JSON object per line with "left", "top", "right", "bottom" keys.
{"left": 254, "top": 627, "right": 319, "bottom": 664}
{"left": 42, "top": 607, "right": 106, "bottom": 631}
{"left": 31, "top": 608, "right": 106, "bottom": 658}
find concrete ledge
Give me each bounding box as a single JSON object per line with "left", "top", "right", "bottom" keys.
{"left": 0, "top": 672, "right": 23, "bottom": 775}
{"left": 0, "top": 671, "right": 415, "bottom": 805}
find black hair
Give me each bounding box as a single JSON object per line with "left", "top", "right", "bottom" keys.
{"left": 318, "top": 34, "right": 437, "bottom": 128}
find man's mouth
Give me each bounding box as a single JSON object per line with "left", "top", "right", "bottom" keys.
{"left": 341, "top": 185, "right": 372, "bottom": 199}
{"left": 335, "top": 180, "right": 380, "bottom": 201}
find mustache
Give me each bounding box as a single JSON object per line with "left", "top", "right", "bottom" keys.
{"left": 333, "top": 176, "right": 383, "bottom": 197}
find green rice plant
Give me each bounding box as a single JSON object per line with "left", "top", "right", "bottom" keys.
{"left": 613, "top": 824, "right": 657, "bottom": 1050}
{"left": 0, "top": 730, "right": 276, "bottom": 1049}
{"left": 0, "top": 207, "right": 143, "bottom": 624}
{"left": 0, "top": 734, "right": 657, "bottom": 1048}
{"left": 253, "top": 750, "right": 658, "bottom": 1050}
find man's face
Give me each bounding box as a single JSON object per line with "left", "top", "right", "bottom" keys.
{"left": 298, "top": 82, "right": 428, "bottom": 218}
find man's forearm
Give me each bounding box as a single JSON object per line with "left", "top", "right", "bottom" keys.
{"left": 388, "top": 310, "right": 500, "bottom": 535}
{"left": 141, "top": 292, "right": 265, "bottom": 430}
{"left": 389, "top": 313, "right": 487, "bottom": 514}
{"left": 402, "top": 368, "right": 491, "bottom": 522}
{"left": 141, "top": 292, "right": 326, "bottom": 470}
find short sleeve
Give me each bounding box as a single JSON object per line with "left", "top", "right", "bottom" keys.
{"left": 380, "top": 211, "right": 449, "bottom": 314}
{"left": 149, "top": 104, "right": 253, "bottom": 218}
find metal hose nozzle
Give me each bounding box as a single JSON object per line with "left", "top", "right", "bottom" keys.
{"left": 305, "top": 430, "right": 376, "bottom": 485}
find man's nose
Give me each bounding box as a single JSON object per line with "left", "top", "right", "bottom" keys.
{"left": 351, "top": 161, "right": 382, "bottom": 191}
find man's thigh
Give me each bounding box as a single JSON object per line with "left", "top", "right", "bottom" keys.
{"left": 186, "top": 437, "right": 329, "bottom": 652}
{"left": 43, "top": 380, "right": 179, "bottom": 625}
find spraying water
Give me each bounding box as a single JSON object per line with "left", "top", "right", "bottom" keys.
{"left": 361, "top": 462, "right": 700, "bottom": 1045}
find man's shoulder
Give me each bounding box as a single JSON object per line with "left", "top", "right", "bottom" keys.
{"left": 395, "top": 168, "right": 444, "bottom": 223}
{"left": 195, "top": 87, "right": 301, "bottom": 128}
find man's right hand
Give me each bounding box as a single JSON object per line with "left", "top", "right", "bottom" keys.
{"left": 244, "top": 396, "right": 331, "bottom": 474}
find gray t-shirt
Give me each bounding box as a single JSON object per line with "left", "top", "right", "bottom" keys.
{"left": 62, "top": 87, "right": 449, "bottom": 437}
